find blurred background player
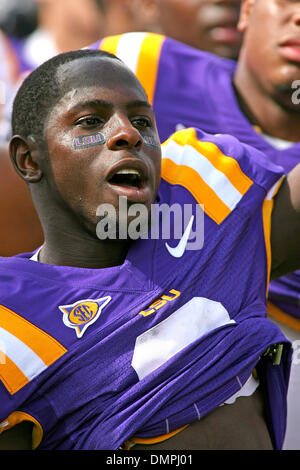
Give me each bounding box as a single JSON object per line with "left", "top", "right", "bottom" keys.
{"left": 10, "top": 0, "right": 105, "bottom": 70}
{"left": 235, "top": 0, "right": 300, "bottom": 450}
{"left": 152, "top": 0, "right": 242, "bottom": 59}
{"left": 0, "top": 0, "right": 38, "bottom": 73}
{"left": 98, "top": 0, "right": 242, "bottom": 60}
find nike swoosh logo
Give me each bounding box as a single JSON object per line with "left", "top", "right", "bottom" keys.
{"left": 165, "top": 215, "right": 194, "bottom": 258}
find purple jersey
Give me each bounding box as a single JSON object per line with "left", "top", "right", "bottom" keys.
{"left": 94, "top": 32, "right": 300, "bottom": 330}
{"left": 0, "top": 129, "right": 291, "bottom": 449}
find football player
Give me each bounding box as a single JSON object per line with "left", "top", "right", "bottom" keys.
{"left": 0, "top": 49, "right": 300, "bottom": 450}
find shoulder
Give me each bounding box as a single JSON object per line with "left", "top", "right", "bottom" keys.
{"left": 160, "top": 128, "right": 284, "bottom": 223}
{"left": 162, "top": 128, "right": 284, "bottom": 190}
{"left": 0, "top": 253, "right": 68, "bottom": 397}
{"left": 94, "top": 32, "right": 234, "bottom": 71}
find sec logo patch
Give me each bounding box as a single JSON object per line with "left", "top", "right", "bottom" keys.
{"left": 59, "top": 296, "right": 111, "bottom": 338}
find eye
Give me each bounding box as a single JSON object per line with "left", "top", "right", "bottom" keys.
{"left": 131, "top": 116, "right": 152, "bottom": 128}
{"left": 75, "top": 116, "right": 104, "bottom": 128}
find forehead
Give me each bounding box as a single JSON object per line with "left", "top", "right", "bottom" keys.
{"left": 54, "top": 56, "right": 148, "bottom": 110}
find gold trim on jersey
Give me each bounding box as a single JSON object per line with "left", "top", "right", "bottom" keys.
{"left": 161, "top": 128, "right": 253, "bottom": 224}
{"left": 0, "top": 305, "right": 67, "bottom": 394}
{"left": 262, "top": 176, "right": 285, "bottom": 293}
{"left": 99, "top": 32, "right": 165, "bottom": 105}
{"left": 0, "top": 410, "right": 43, "bottom": 449}
{"left": 267, "top": 301, "right": 300, "bottom": 333}
{"left": 123, "top": 424, "right": 189, "bottom": 449}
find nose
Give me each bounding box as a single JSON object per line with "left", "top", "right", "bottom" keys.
{"left": 106, "top": 115, "right": 143, "bottom": 151}
{"left": 293, "top": 8, "right": 300, "bottom": 27}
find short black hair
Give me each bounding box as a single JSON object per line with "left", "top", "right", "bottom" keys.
{"left": 12, "top": 49, "right": 120, "bottom": 142}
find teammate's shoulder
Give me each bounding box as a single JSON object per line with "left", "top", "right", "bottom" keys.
{"left": 93, "top": 31, "right": 234, "bottom": 67}
{"left": 89, "top": 32, "right": 234, "bottom": 105}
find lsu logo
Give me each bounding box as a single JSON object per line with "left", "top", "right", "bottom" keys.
{"left": 72, "top": 132, "right": 106, "bottom": 150}
{"left": 139, "top": 289, "right": 180, "bottom": 317}
{"left": 59, "top": 296, "right": 111, "bottom": 338}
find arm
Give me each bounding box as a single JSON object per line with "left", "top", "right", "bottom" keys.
{"left": 270, "top": 163, "right": 300, "bottom": 280}
{"left": 0, "top": 422, "right": 33, "bottom": 450}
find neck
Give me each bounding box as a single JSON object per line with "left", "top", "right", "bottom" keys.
{"left": 233, "top": 64, "right": 300, "bottom": 143}
{"left": 39, "top": 229, "right": 130, "bottom": 269}
{"left": 34, "top": 196, "right": 130, "bottom": 269}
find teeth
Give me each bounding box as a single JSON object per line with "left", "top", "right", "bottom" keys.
{"left": 115, "top": 168, "right": 140, "bottom": 176}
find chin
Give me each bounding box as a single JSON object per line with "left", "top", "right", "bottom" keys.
{"left": 273, "top": 82, "right": 300, "bottom": 112}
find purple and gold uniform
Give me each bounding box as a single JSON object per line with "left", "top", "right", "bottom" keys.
{"left": 92, "top": 32, "right": 300, "bottom": 332}
{"left": 0, "top": 129, "right": 291, "bottom": 449}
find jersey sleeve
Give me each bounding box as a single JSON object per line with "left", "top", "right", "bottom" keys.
{"left": 161, "top": 127, "right": 284, "bottom": 221}
{"left": 161, "top": 127, "right": 285, "bottom": 289}
{"left": 92, "top": 32, "right": 237, "bottom": 143}
{"left": 0, "top": 300, "right": 67, "bottom": 448}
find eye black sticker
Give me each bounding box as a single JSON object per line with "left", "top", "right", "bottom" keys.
{"left": 141, "top": 134, "right": 160, "bottom": 149}
{"left": 72, "top": 132, "right": 106, "bottom": 150}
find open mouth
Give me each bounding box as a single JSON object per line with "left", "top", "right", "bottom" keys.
{"left": 279, "top": 39, "right": 300, "bottom": 64}
{"left": 108, "top": 168, "right": 144, "bottom": 189}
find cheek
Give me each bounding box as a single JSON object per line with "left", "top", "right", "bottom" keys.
{"left": 152, "top": 151, "right": 162, "bottom": 195}
{"left": 243, "top": 23, "right": 273, "bottom": 73}
{"left": 245, "top": 4, "right": 278, "bottom": 56}
{"left": 46, "top": 139, "right": 92, "bottom": 203}
{"left": 46, "top": 132, "right": 73, "bottom": 173}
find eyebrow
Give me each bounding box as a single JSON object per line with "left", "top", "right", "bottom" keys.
{"left": 126, "top": 100, "right": 152, "bottom": 110}
{"left": 68, "top": 99, "right": 112, "bottom": 113}
{"left": 68, "top": 99, "right": 152, "bottom": 113}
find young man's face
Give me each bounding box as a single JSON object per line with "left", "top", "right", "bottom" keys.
{"left": 238, "top": 0, "right": 300, "bottom": 108}
{"left": 43, "top": 57, "right": 161, "bottom": 237}
{"left": 155, "top": 0, "right": 242, "bottom": 59}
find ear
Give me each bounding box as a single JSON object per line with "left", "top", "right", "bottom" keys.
{"left": 9, "top": 135, "right": 43, "bottom": 183}
{"left": 237, "top": 0, "right": 256, "bottom": 32}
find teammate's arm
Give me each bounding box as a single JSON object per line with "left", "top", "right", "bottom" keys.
{"left": 270, "top": 163, "right": 300, "bottom": 279}
{"left": 0, "top": 421, "right": 33, "bottom": 449}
